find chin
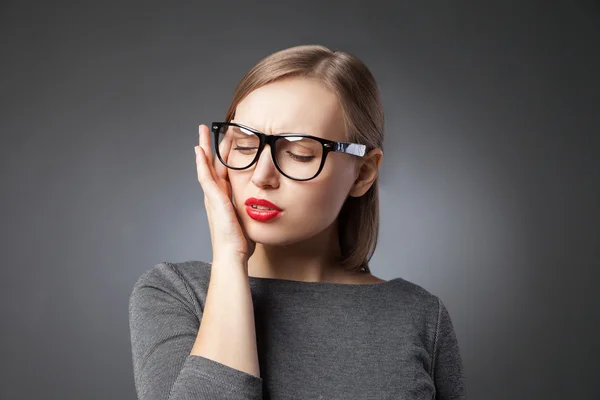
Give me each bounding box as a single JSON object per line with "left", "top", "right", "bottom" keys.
{"left": 245, "top": 223, "right": 286, "bottom": 244}
{"left": 250, "top": 233, "right": 298, "bottom": 247}
{"left": 243, "top": 222, "right": 298, "bottom": 247}
{"left": 246, "top": 220, "right": 327, "bottom": 248}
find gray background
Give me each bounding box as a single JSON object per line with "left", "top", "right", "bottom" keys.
{"left": 1, "top": 1, "right": 598, "bottom": 399}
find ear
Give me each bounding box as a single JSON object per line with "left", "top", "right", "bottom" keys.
{"left": 348, "top": 148, "right": 383, "bottom": 197}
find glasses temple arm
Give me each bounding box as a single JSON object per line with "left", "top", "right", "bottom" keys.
{"left": 334, "top": 142, "right": 366, "bottom": 157}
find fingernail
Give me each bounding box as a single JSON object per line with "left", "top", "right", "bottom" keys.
{"left": 194, "top": 147, "right": 199, "bottom": 157}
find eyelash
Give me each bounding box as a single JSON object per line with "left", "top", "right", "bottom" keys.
{"left": 233, "top": 147, "right": 315, "bottom": 162}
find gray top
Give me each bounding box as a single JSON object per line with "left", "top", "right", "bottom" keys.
{"left": 129, "top": 260, "right": 467, "bottom": 399}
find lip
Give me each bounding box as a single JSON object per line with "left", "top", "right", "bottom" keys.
{"left": 244, "top": 197, "right": 283, "bottom": 211}
{"left": 245, "top": 206, "right": 282, "bottom": 222}
{"left": 244, "top": 197, "right": 283, "bottom": 222}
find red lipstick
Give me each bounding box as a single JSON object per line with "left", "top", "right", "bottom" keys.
{"left": 244, "top": 197, "right": 283, "bottom": 222}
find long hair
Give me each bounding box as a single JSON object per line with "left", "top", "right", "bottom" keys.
{"left": 224, "top": 45, "right": 384, "bottom": 274}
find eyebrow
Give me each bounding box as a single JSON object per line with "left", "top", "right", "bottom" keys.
{"left": 231, "top": 120, "right": 310, "bottom": 136}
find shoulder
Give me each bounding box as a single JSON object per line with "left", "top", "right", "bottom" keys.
{"left": 131, "top": 260, "right": 212, "bottom": 290}
{"left": 129, "top": 260, "right": 213, "bottom": 314}
{"left": 385, "top": 276, "right": 447, "bottom": 332}
{"left": 385, "top": 277, "right": 459, "bottom": 366}
{"left": 389, "top": 276, "right": 441, "bottom": 310}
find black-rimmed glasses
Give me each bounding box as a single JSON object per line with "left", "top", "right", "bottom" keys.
{"left": 211, "top": 122, "right": 366, "bottom": 181}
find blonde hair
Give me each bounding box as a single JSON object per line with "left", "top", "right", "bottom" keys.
{"left": 224, "top": 45, "right": 384, "bottom": 274}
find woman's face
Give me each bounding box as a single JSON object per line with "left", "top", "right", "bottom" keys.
{"left": 227, "top": 76, "right": 359, "bottom": 246}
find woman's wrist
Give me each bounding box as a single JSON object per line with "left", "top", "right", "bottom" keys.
{"left": 211, "top": 255, "right": 249, "bottom": 274}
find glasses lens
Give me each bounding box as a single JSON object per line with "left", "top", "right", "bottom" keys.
{"left": 275, "top": 136, "right": 323, "bottom": 180}
{"left": 216, "top": 124, "right": 260, "bottom": 169}
{"left": 216, "top": 125, "right": 323, "bottom": 180}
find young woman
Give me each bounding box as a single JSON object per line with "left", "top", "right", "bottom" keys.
{"left": 129, "top": 44, "right": 467, "bottom": 399}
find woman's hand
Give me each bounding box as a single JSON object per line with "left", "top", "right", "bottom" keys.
{"left": 195, "top": 124, "right": 256, "bottom": 266}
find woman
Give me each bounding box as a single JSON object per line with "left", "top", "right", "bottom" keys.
{"left": 129, "top": 44, "right": 467, "bottom": 399}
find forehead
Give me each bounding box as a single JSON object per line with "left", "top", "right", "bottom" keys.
{"left": 233, "top": 76, "right": 346, "bottom": 141}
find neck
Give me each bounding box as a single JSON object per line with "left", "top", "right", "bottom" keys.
{"left": 247, "top": 220, "right": 354, "bottom": 283}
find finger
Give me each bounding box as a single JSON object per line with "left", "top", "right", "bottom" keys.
{"left": 195, "top": 145, "right": 222, "bottom": 201}
{"left": 214, "top": 129, "right": 232, "bottom": 181}
{"left": 199, "top": 124, "right": 214, "bottom": 167}
{"left": 198, "top": 124, "right": 219, "bottom": 183}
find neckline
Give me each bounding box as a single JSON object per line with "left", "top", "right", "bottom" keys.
{"left": 247, "top": 275, "right": 402, "bottom": 288}
{"left": 203, "top": 261, "right": 402, "bottom": 290}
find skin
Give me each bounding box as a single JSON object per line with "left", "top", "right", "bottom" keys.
{"left": 227, "top": 76, "right": 385, "bottom": 284}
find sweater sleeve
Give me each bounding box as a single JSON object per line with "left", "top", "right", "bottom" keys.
{"left": 128, "top": 263, "right": 263, "bottom": 400}
{"left": 433, "top": 298, "right": 468, "bottom": 400}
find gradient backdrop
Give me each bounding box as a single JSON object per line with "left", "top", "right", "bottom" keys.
{"left": 1, "top": 1, "right": 598, "bottom": 399}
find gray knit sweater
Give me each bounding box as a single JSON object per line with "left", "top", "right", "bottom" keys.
{"left": 128, "top": 260, "right": 467, "bottom": 399}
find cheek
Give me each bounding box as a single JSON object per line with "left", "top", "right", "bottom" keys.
{"left": 227, "top": 172, "right": 247, "bottom": 207}
{"left": 276, "top": 183, "right": 340, "bottom": 238}
{"left": 291, "top": 164, "right": 354, "bottom": 223}
{"left": 315, "top": 156, "right": 356, "bottom": 201}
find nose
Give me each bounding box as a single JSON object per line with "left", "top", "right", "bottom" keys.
{"left": 250, "top": 144, "right": 280, "bottom": 188}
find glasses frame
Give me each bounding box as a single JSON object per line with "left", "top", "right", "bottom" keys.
{"left": 211, "top": 122, "right": 367, "bottom": 181}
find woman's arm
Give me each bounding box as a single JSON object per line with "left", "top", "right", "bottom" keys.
{"left": 432, "top": 298, "right": 468, "bottom": 399}
{"left": 128, "top": 261, "right": 262, "bottom": 400}
{"left": 191, "top": 258, "right": 261, "bottom": 376}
